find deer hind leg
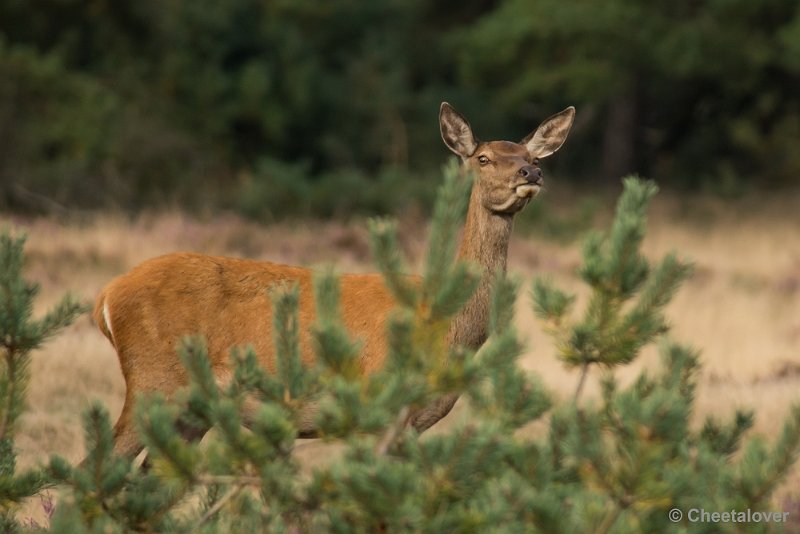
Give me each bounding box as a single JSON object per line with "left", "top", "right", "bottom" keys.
{"left": 139, "top": 417, "right": 210, "bottom": 471}
{"left": 116, "top": 377, "right": 212, "bottom": 470}
{"left": 238, "top": 395, "right": 320, "bottom": 439}
{"left": 77, "top": 392, "right": 143, "bottom": 471}
{"left": 111, "top": 393, "right": 145, "bottom": 460}
{"left": 138, "top": 367, "right": 220, "bottom": 470}
{"left": 138, "top": 367, "right": 230, "bottom": 469}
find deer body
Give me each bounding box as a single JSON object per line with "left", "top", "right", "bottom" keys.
{"left": 94, "top": 102, "right": 574, "bottom": 459}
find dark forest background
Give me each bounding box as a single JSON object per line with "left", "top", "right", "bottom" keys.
{"left": 2, "top": 0, "right": 800, "bottom": 219}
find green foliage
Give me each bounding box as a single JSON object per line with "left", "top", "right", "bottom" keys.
{"left": 0, "top": 228, "right": 86, "bottom": 528}
{"left": 522, "top": 178, "right": 800, "bottom": 530}
{"left": 0, "top": 0, "right": 446, "bottom": 215}
{"left": 454, "top": 0, "right": 800, "bottom": 189}
{"left": 534, "top": 178, "right": 693, "bottom": 381}
{"left": 5, "top": 177, "right": 800, "bottom": 531}
{"left": 4, "top": 1, "right": 800, "bottom": 214}
{"left": 235, "top": 159, "right": 435, "bottom": 222}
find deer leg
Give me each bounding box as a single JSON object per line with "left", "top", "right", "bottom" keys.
{"left": 239, "top": 396, "right": 321, "bottom": 439}
{"left": 410, "top": 393, "right": 460, "bottom": 434}
{"left": 139, "top": 416, "right": 210, "bottom": 471}
{"left": 111, "top": 395, "right": 146, "bottom": 460}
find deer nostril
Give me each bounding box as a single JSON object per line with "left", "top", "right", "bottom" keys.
{"left": 518, "top": 165, "right": 542, "bottom": 183}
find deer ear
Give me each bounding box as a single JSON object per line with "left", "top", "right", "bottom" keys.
{"left": 440, "top": 102, "right": 478, "bottom": 158}
{"left": 522, "top": 106, "right": 576, "bottom": 159}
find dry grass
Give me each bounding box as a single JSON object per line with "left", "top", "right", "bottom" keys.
{"left": 4, "top": 186, "right": 800, "bottom": 520}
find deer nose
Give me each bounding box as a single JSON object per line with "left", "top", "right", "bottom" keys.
{"left": 518, "top": 165, "right": 543, "bottom": 185}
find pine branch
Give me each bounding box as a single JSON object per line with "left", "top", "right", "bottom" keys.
{"left": 136, "top": 397, "right": 199, "bottom": 484}
{"left": 193, "top": 484, "right": 242, "bottom": 529}
{"left": 197, "top": 475, "right": 262, "bottom": 486}
{"left": 179, "top": 337, "right": 220, "bottom": 404}
{"left": 421, "top": 161, "right": 473, "bottom": 301}
{"left": 531, "top": 278, "right": 575, "bottom": 327}
{"left": 574, "top": 364, "right": 590, "bottom": 403}
{"left": 0, "top": 354, "right": 27, "bottom": 441}
{"left": 375, "top": 406, "right": 411, "bottom": 456}
{"left": 18, "top": 171, "right": 800, "bottom": 533}
{"left": 489, "top": 272, "right": 519, "bottom": 336}
{"left": 745, "top": 404, "right": 800, "bottom": 506}
{"left": 312, "top": 272, "right": 361, "bottom": 379}
{"left": 0, "top": 229, "right": 85, "bottom": 527}
{"left": 270, "top": 283, "right": 305, "bottom": 401}
{"left": 367, "top": 218, "right": 418, "bottom": 309}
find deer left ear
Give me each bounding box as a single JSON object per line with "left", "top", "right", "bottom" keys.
{"left": 440, "top": 102, "right": 478, "bottom": 158}
{"left": 522, "top": 106, "right": 575, "bottom": 159}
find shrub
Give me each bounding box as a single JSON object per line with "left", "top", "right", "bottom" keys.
{"left": 2, "top": 171, "right": 799, "bottom": 532}
{"left": 0, "top": 229, "right": 86, "bottom": 531}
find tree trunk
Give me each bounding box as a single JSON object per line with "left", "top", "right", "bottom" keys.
{"left": 602, "top": 84, "right": 638, "bottom": 181}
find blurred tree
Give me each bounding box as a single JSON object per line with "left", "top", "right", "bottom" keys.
{"left": 1, "top": 0, "right": 799, "bottom": 214}
{"left": 453, "top": 0, "right": 800, "bottom": 190}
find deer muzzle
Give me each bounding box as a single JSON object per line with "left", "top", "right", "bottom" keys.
{"left": 514, "top": 165, "right": 543, "bottom": 198}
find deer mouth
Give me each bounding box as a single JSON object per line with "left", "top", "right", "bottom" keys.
{"left": 515, "top": 184, "right": 541, "bottom": 198}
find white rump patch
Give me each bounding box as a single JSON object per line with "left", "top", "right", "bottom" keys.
{"left": 103, "top": 301, "right": 116, "bottom": 345}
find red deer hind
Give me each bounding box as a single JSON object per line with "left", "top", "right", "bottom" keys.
{"left": 93, "top": 102, "right": 575, "bottom": 459}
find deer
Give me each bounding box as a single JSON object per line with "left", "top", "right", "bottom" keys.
{"left": 92, "top": 102, "right": 575, "bottom": 461}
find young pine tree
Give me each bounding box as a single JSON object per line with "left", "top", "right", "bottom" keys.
{"left": 0, "top": 229, "right": 85, "bottom": 531}
{"left": 530, "top": 178, "right": 800, "bottom": 532}
{"left": 39, "top": 175, "right": 800, "bottom": 532}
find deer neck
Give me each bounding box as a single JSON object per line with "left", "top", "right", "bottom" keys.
{"left": 449, "top": 188, "right": 514, "bottom": 349}
{"left": 410, "top": 187, "right": 514, "bottom": 434}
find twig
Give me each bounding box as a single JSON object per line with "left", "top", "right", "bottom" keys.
{"left": 139, "top": 472, "right": 261, "bottom": 529}
{"left": 194, "top": 484, "right": 242, "bottom": 529}
{"left": 197, "top": 474, "right": 262, "bottom": 486}
{"left": 0, "top": 351, "right": 17, "bottom": 441}
{"left": 376, "top": 406, "right": 411, "bottom": 456}
{"left": 594, "top": 503, "right": 623, "bottom": 534}
{"left": 574, "top": 363, "right": 590, "bottom": 403}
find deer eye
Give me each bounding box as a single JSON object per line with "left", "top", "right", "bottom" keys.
{"left": 533, "top": 158, "right": 540, "bottom": 166}
{"left": 478, "top": 155, "right": 490, "bottom": 165}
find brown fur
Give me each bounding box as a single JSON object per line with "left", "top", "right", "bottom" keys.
{"left": 93, "top": 102, "right": 575, "bottom": 458}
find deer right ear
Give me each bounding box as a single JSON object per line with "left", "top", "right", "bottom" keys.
{"left": 522, "top": 106, "right": 576, "bottom": 159}
{"left": 440, "top": 102, "right": 478, "bottom": 158}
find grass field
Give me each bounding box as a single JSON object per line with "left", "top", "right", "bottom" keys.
{"left": 5, "top": 184, "right": 800, "bottom": 521}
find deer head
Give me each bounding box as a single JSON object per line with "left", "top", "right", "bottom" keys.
{"left": 439, "top": 102, "right": 575, "bottom": 214}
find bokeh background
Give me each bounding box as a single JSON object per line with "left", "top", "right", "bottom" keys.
{"left": 3, "top": 0, "right": 800, "bottom": 216}
{"left": 2, "top": 0, "right": 800, "bottom": 518}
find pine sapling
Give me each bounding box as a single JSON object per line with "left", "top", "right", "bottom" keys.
{"left": 533, "top": 177, "right": 693, "bottom": 401}
{"left": 0, "top": 228, "right": 85, "bottom": 529}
